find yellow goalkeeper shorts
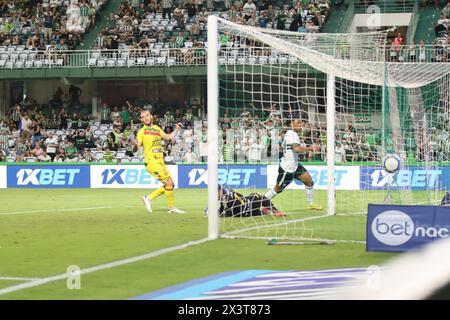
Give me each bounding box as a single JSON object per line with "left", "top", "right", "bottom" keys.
{"left": 145, "top": 163, "right": 172, "bottom": 183}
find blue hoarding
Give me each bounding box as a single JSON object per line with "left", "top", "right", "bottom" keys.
{"left": 178, "top": 164, "right": 267, "bottom": 189}
{"left": 360, "top": 166, "right": 450, "bottom": 191}
{"left": 366, "top": 204, "right": 450, "bottom": 252}
{"left": 7, "top": 165, "right": 91, "bottom": 188}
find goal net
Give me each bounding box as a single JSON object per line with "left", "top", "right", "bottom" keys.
{"left": 207, "top": 16, "right": 450, "bottom": 243}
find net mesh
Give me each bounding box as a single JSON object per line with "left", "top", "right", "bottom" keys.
{"left": 213, "top": 18, "right": 450, "bottom": 243}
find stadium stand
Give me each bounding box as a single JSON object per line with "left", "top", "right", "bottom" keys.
{"left": 0, "top": 0, "right": 108, "bottom": 68}
{"left": 0, "top": 1, "right": 449, "bottom": 163}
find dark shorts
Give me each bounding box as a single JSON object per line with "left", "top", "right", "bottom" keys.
{"left": 276, "top": 164, "right": 308, "bottom": 190}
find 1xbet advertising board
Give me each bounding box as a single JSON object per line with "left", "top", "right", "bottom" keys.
{"left": 367, "top": 204, "right": 450, "bottom": 252}
{"left": 267, "top": 165, "right": 360, "bottom": 190}
{"left": 0, "top": 166, "right": 6, "bottom": 188}
{"left": 360, "top": 166, "right": 450, "bottom": 191}
{"left": 178, "top": 165, "right": 267, "bottom": 189}
{"left": 90, "top": 165, "right": 178, "bottom": 188}
{"left": 7, "top": 166, "right": 91, "bottom": 188}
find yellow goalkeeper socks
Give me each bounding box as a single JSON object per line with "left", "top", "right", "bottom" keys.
{"left": 149, "top": 187, "right": 165, "bottom": 200}
{"left": 165, "top": 187, "right": 175, "bottom": 208}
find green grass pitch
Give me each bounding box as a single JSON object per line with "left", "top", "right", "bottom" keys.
{"left": 0, "top": 188, "right": 402, "bottom": 299}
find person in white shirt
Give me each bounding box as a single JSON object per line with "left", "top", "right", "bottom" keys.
{"left": 38, "top": 152, "right": 52, "bottom": 162}
{"left": 45, "top": 132, "right": 59, "bottom": 160}
{"left": 265, "top": 119, "right": 323, "bottom": 210}
{"left": 335, "top": 142, "right": 346, "bottom": 163}
{"left": 242, "top": 0, "right": 256, "bottom": 20}
{"left": 183, "top": 149, "right": 195, "bottom": 162}
{"left": 249, "top": 137, "right": 263, "bottom": 163}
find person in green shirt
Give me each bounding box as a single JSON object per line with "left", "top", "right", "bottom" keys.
{"left": 103, "top": 149, "right": 114, "bottom": 163}
{"left": 276, "top": 11, "right": 287, "bottom": 30}
{"left": 120, "top": 106, "right": 130, "bottom": 130}
{"left": 219, "top": 33, "right": 229, "bottom": 47}
{"left": 365, "top": 128, "right": 378, "bottom": 146}
{"left": 66, "top": 141, "right": 78, "bottom": 158}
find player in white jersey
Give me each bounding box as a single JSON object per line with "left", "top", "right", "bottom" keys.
{"left": 265, "top": 119, "right": 323, "bottom": 210}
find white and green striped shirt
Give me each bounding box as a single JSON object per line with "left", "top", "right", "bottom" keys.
{"left": 80, "top": 4, "right": 89, "bottom": 16}
{"left": 0, "top": 134, "right": 9, "bottom": 150}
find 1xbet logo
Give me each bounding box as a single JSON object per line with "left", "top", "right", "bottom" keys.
{"left": 188, "top": 168, "right": 257, "bottom": 186}
{"left": 101, "top": 169, "right": 153, "bottom": 184}
{"left": 16, "top": 169, "right": 81, "bottom": 185}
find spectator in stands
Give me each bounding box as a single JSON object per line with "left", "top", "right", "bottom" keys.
{"left": 0, "top": 129, "right": 9, "bottom": 157}
{"left": 312, "top": 11, "right": 322, "bottom": 28}
{"left": 44, "top": 132, "right": 58, "bottom": 161}
{"left": 289, "top": 9, "right": 302, "bottom": 31}
{"left": 335, "top": 142, "right": 346, "bottom": 163}
{"left": 58, "top": 107, "right": 68, "bottom": 130}
{"left": 31, "top": 121, "right": 43, "bottom": 148}
{"left": 394, "top": 32, "right": 404, "bottom": 47}
{"left": 276, "top": 9, "right": 287, "bottom": 30}
{"left": 247, "top": 11, "right": 258, "bottom": 26}
{"left": 435, "top": 13, "right": 449, "bottom": 36}
{"left": 89, "top": 2, "right": 97, "bottom": 26}
{"left": 104, "top": 131, "right": 118, "bottom": 151}
{"left": 38, "top": 152, "right": 52, "bottom": 162}
{"left": 84, "top": 149, "right": 96, "bottom": 162}
{"left": 80, "top": 0, "right": 90, "bottom": 29}
{"left": 43, "top": 10, "right": 54, "bottom": 41}
{"left": 186, "top": 0, "right": 198, "bottom": 23}
{"left": 418, "top": 40, "right": 427, "bottom": 62}
{"left": 318, "top": 0, "right": 330, "bottom": 18}
{"left": 53, "top": 152, "right": 65, "bottom": 162}
{"left": 20, "top": 112, "right": 33, "bottom": 142}
{"left": 162, "top": 0, "right": 173, "bottom": 19}
{"left": 443, "top": 2, "right": 450, "bottom": 19}
{"left": 32, "top": 142, "right": 44, "bottom": 159}
{"left": 243, "top": 0, "right": 256, "bottom": 21}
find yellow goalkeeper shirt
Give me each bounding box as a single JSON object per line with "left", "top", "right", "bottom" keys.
{"left": 137, "top": 125, "right": 165, "bottom": 164}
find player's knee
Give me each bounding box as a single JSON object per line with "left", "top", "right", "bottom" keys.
{"left": 304, "top": 179, "right": 314, "bottom": 188}
{"left": 164, "top": 180, "right": 174, "bottom": 191}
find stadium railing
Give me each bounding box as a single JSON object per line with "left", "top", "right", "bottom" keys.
{"left": 0, "top": 45, "right": 449, "bottom": 69}
{"left": 353, "top": 0, "right": 418, "bottom": 14}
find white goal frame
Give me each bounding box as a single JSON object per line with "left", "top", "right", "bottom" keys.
{"left": 206, "top": 16, "right": 337, "bottom": 239}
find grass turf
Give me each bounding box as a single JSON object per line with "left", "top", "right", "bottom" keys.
{"left": 0, "top": 188, "right": 401, "bottom": 299}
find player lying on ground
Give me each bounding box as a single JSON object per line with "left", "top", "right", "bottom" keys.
{"left": 206, "top": 186, "right": 285, "bottom": 218}
{"left": 135, "top": 110, "right": 185, "bottom": 214}
{"left": 265, "top": 119, "right": 323, "bottom": 211}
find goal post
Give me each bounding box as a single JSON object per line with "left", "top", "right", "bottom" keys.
{"left": 326, "top": 73, "right": 336, "bottom": 217}
{"left": 207, "top": 15, "right": 219, "bottom": 240}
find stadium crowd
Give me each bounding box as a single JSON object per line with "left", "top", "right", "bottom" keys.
{"left": 95, "top": 0, "right": 330, "bottom": 50}
{"left": 0, "top": 0, "right": 108, "bottom": 49}
{"left": 1, "top": 88, "right": 449, "bottom": 164}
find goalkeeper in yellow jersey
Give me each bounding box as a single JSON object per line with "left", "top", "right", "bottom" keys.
{"left": 135, "top": 110, "right": 185, "bottom": 214}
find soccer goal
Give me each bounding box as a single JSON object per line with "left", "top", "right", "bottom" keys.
{"left": 207, "top": 16, "right": 450, "bottom": 243}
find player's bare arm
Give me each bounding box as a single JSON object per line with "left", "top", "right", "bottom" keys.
{"left": 161, "top": 123, "right": 182, "bottom": 141}
{"left": 291, "top": 143, "right": 319, "bottom": 153}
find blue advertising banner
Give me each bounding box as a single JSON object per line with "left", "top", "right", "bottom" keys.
{"left": 366, "top": 204, "right": 450, "bottom": 252}
{"left": 7, "top": 166, "right": 91, "bottom": 188}
{"left": 178, "top": 164, "right": 267, "bottom": 189}
{"left": 360, "top": 166, "right": 450, "bottom": 191}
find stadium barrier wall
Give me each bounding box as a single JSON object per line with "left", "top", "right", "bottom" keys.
{"left": 0, "top": 165, "right": 6, "bottom": 188}
{"left": 90, "top": 165, "right": 178, "bottom": 189}
{"left": 0, "top": 164, "right": 449, "bottom": 190}
{"left": 367, "top": 204, "right": 450, "bottom": 252}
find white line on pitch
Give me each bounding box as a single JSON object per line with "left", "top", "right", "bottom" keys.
{"left": 0, "top": 277, "right": 42, "bottom": 281}
{"left": 0, "top": 237, "right": 211, "bottom": 296}
{"left": 0, "top": 206, "right": 142, "bottom": 215}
